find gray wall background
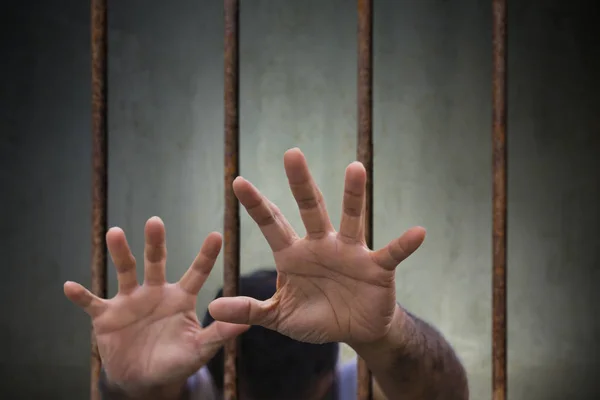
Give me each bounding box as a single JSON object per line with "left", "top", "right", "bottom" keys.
{"left": 2, "top": 0, "right": 598, "bottom": 398}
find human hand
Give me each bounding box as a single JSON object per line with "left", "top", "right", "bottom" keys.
{"left": 64, "top": 218, "right": 248, "bottom": 395}
{"left": 209, "top": 148, "right": 426, "bottom": 347}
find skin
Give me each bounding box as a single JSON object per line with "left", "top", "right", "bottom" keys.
{"left": 64, "top": 147, "right": 468, "bottom": 400}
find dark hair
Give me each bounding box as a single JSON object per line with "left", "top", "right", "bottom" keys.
{"left": 202, "top": 269, "right": 339, "bottom": 400}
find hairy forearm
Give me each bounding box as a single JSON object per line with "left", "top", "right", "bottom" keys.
{"left": 354, "top": 306, "right": 468, "bottom": 400}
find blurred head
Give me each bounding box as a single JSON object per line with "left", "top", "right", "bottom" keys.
{"left": 202, "top": 269, "right": 339, "bottom": 400}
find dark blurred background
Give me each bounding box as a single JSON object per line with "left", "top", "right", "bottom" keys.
{"left": 1, "top": 0, "right": 598, "bottom": 398}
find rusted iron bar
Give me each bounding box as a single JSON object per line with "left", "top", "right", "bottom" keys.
{"left": 90, "top": 0, "right": 108, "bottom": 399}
{"left": 357, "top": 0, "right": 373, "bottom": 399}
{"left": 492, "top": 0, "right": 507, "bottom": 399}
{"left": 223, "top": 0, "right": 241, "bottom": 399}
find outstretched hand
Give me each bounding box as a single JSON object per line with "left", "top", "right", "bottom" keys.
{"left": 209, "top": 148, "right": 426, "bottom": 346}
{"left": 64, "top": 219, "right": 248, "bottom": 392}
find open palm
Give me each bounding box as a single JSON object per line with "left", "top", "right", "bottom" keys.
{"left": 210, "top": 148, "right": 426, "bottom": 347}
{"left": 64, "top": 220, "right": 248, "bottom": 392}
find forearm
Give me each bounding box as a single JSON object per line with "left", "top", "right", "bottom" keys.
{"left": 353, "top": 306, "right": 468, "bottom": 400}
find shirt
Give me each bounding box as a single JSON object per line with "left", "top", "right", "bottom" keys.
{"left": 186, "top": 360, "right": 358, "bottom": 400}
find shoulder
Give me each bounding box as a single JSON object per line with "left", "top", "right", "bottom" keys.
{"left": 335, "top": 359, "right": 358, "bottom": 400}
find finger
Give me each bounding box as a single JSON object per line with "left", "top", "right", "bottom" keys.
{"left": 371, "top": 226, "right": 427, "bottom": 270}
{"left": 208, "top": 296, "right": 278, "bottom": 328}
{"left": 178, "top": 232, "right": 222, "bottom": 295}
{"left": 106, "top": 227, "right": 138, "bottom": 293}
{"left": 196, "top": 321, "right": 250, "bottom": 362}
{"left": 338, "top": 162, "right": 367, "bottom": 242}
{"left": 284, "top": 148, "right": 334, "bottom": 238}
{"left": 233, "top": 177, "right": 297, "bottom": 252}
{"left": 144, "top": 216, "right": 167, "bottom": 285}
{"left": 63, "top": 281, "right": 107, "bottom": 318}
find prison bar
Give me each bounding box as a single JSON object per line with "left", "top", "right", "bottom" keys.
{"left": 492, "top": 0, "right": 507, "bottom": 399}
{"left": 90, "top": 0, "right": 108, "bottom": 399}
{"left": 223, "top": 0, "right": 241, "bottom": 399}
{"left": 356, "top": 0, "right": 374, "bottom": 399}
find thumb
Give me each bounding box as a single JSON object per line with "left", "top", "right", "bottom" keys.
{"left": 196, "top": 321, "right": 249, "bottom": 362}
{"left": 208, "top": 296, "right": 278, "bottom": 328}
{"left": 371, "top": 226, "right": 427, "bottom": 270}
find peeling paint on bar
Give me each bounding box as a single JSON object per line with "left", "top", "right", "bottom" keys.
{"left": 492, "top": 0, "right": 507, "bottom": 399}
{"left": 224, "top": 1, "right": 241, "bottom": 400}
{"left": 357, "top": 0, "right": 373, "bottom": 399}
{"left": 90, "top": 0, "right": 108, "bottom": 399}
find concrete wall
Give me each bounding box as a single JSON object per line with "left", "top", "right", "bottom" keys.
{"left": 1, "top": 0, "right": 598, "bottom": 398}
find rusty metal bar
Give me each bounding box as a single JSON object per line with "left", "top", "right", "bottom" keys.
{"left": 357, "top": 0, "right": 373, "bottom": 399}
{"left": 223, "top": 0, "right": 241, "bottom": 399}
{"left": 492, "top": 0, "right": 507, "bottom": 399}
{"left": 90, "top": 0, "right": 108, "bottom": 399}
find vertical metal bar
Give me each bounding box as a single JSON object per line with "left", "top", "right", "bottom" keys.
{"left": 492, "top": 0, "right": 507, "bottom": 399}
{"left": 90, "top": 0, "right": 108, "bottom": 399}
{"left": 357, "top": 0, "right": 373, "bottom": 399}
{"left": 224, "top": 1, "right": 240, "bottom": 399}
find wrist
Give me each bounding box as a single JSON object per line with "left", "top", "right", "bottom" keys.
{"left": 349, "top": 305, "right": 415, "bottom": 371}
{"left": 99, "top": 371, "right": 189, "bottom": 400}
